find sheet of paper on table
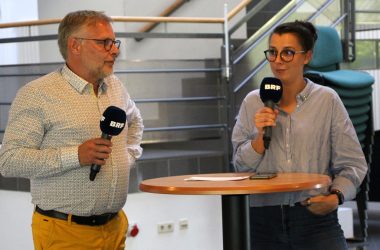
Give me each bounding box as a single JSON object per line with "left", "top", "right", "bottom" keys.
{"left": 184, "top": 176, "right": 251, "bottom": 181}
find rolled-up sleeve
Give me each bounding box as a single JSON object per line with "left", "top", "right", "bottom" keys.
{"left": 232, "top": 95, "right": 263, "bottom": 172}
{"left": 330, "top": 94, "right": 368, "bottom": 200}
{"left": 125, "top": 97, "right": 144, "bottom": 161}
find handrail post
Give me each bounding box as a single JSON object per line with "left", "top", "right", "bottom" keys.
{"left": 222, "top": 3, "right": 235, "bottom": 174}
{"left": 342, "top": 0, "right": 356, "bottom": 62}
{"left": 223, "top": 3, "right": 231, "bottom": 82}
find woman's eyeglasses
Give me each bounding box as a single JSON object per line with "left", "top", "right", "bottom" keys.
{"left": 264, "top": 49, "right": 305, "bottom": 62}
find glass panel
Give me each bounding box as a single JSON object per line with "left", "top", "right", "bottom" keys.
{"left": 357, "top": 13, "right": 380, "bottom": 25}
{"left": 341, "top": 40, "right": 378, "bottom": 70}
{"left": 356, "top": 0, "right": 380, "bottom": 30}
{"left": 309, "top": 0, "right": 341, "bottom": 26}
{"left": 356, "top": 0, "right": 380, "bottom": 10}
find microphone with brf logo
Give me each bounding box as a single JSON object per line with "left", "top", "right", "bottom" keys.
{"left": 90, "top": 106, "right": 126, "bottom": 181}
{"left": 259, "top": 77, "right": 283, "bottom": 149}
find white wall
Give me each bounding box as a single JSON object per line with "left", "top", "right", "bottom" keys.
{"left": 0, "top": 0, "right": 40, "bottom": 64}
{"left": 125, "top": 193, "right": 222, "bottom": 250}
{"left": 0, "top": 190, "right": 34, "bottom": 250}
{"left": 0, "top": 189, "right": 358, "bottom": 250}
{"left": 0, "top": 190, "right": 222, "bottom": 250}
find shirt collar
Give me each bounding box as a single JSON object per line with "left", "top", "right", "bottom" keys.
{"left": 296, "top": 78, "right": 314, "bottom": 103}
{"left": 61, "top": 64, "right": 107, "bottom": 94}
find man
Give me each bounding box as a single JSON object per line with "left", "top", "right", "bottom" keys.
{"left": 0, "top": 10, "right": 143, "bottom": 249}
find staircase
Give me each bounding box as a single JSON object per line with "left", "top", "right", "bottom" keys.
{"left": 246, "top": 0, "right": 290, "bottom": 37}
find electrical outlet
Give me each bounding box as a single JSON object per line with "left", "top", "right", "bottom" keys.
{"left": 179, "top": 218, "right": 189, "bottom": 230}
{"left": 157, "top": 222, "right": 174, "bottom": 233}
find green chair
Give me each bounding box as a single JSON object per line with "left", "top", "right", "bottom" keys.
{"left": 305, "top": 26, "right": 374, "bottom": 89}
{"left": 341, "top": 96, "right": 371, "bottom": 107}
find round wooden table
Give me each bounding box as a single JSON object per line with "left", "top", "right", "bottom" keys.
{"left": 140, "top": 172, "right": 331, "bottom": 250}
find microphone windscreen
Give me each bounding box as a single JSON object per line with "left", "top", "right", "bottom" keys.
{"left": 259, "top": 77, "right": 283, "bottom": 103}
{"left": 100, "top": 106, "right": 127, "bottom": 136}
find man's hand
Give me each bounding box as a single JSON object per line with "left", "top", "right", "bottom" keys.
{"left": 301, "top": 194, "right": 339, "bottom": 216}
{"left": 78, "top": 138, "right": 113, "bottom": 166}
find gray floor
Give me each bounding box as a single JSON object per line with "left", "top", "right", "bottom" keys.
{"left": 346, "top": 201, "right": 380, "bottom": 250}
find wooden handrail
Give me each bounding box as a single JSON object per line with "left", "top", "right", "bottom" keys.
{"left": 112, "top": 16, "right": 224, "bottom": 23}
{"left": 227, "top": 0, "right": 252, "bottom": 20}
{"left": 0, "top": 16, "right": 224, "bottom": 29}
{"left": 137, "top": 0, "right": 190, "bottom": 33}
{"left": 0, "top": 0, "right": 252, "bottom": 29}
{"left": 0, "top": 18, "right": 62, "bottom": 29}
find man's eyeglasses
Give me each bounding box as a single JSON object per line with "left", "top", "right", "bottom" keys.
{"left": 264, "top": 49, "right": 305, "bottom": 62}
{"left": 76, "top": 37, "right": 121, "bottom": 51}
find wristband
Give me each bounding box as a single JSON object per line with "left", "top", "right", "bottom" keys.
{"left": 330, "top": 189, "right": 344, "bottom": 205}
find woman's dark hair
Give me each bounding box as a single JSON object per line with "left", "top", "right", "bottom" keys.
{"left": 270, "top": 20, "right": 318, "bottom": 51}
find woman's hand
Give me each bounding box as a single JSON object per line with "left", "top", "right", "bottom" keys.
{"left": 301, "top": 194, "right": 340, "bottom": 215}
{"left": 254, "top": 107, "right": 279, "bottom": 134}
{"left": 251, "top": 107, "right": 279, "bottom": 154}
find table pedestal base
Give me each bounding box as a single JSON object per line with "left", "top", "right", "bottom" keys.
{"left": 222, "top": 195, "right": 250, "bottom": 250}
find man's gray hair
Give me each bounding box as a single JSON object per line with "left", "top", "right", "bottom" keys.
{"left": 58, "top": 10, "right": 112, "bottom": 60}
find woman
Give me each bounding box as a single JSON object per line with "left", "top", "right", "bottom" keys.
{"left": 232, "top": 20, "right": 367, "bottom": 250}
